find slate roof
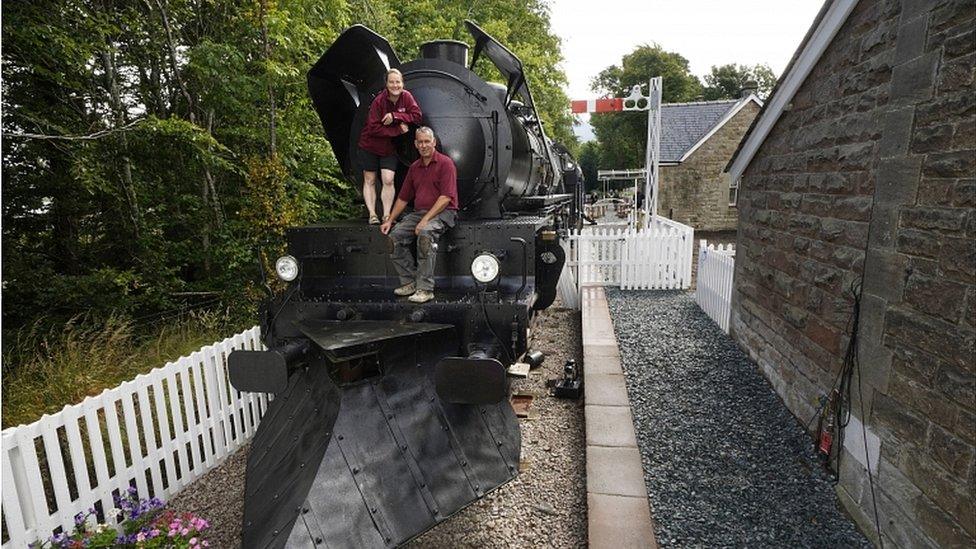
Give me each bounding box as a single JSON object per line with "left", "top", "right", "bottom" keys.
{"left": 660, "top": 98, "right": 743, "bottom": 163}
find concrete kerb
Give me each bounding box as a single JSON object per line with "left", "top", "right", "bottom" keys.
{"left": 581, "top": 286, "right": 658, "bottom": 548}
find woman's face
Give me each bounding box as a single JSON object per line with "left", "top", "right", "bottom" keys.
{"left": 386, "top": 72, "right": 403, "bottom": 98}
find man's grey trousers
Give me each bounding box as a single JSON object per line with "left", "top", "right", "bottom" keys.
{"left": 390, "top": 209, "right": 457, "bottom": 291}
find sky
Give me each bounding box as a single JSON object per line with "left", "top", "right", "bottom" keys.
{"left": 548, "top": 0, "right": 825, "bottom": 140}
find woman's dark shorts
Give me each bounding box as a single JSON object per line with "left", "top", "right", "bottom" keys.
{"left": 359, "top": 148, "right": 398, "bottom": 172}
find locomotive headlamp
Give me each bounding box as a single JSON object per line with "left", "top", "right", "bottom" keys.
{"left": 275, "top": 255, "right": 299, "bottom": 282}
{"left": 471, "top": 253, "right": 500, "bottom": 283}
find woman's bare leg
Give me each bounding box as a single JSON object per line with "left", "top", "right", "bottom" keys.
{"left": 380, "top": 168, "right": 396, "bottom": 220}
{"left": 363, "top": 171, "right": 378, "bottom": 218}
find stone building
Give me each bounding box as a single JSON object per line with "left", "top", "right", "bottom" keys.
{"left": 726, "top": 0, "right": 974, "bottom": 546}
{"left": 657, "top": 95, "right": 761, "bottom": 231}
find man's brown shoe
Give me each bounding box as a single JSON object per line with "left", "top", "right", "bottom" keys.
{"left": 394, "top": 283, "right": 416, "bottom": 296}
{"left": 408, "top": 289, "right": 434, "bottom": 303}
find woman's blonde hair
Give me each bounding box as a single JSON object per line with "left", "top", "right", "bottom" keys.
{"left": 386, "top": 68, "right": 403, "bottom": 81}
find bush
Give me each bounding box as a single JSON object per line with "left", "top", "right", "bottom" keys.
{"left": 1, "top": 309, "right": 246, "bottom": 429}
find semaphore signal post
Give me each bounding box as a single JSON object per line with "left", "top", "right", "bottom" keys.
{"left": 572, "top": 77, "right": 662, "bottom": 228}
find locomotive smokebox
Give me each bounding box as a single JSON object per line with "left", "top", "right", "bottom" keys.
{"left": 419, "top": 40, "right": 468, "bottom": 66}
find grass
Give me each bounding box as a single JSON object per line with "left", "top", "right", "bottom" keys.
{"left": 2, "top": 310, "right": 248, "bottom": 430}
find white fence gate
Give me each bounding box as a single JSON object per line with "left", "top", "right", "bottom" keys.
{"left": 1, "top": 327, "right": 267, "bottom": 548}
{"left": 695, "top": 240, "right": 735, "bottom": 333}
{"left": 562, "top": 218, "right": 694, "bottom": 306}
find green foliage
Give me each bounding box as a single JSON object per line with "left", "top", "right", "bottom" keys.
{"left": 577, "top": 141, "right": 601, "bottom": 192}
{"left": 702, "top": 63, "right": 777, "bottom": 100}
{"left": 2, "top": 0, "right": 574, "bottom": 349}
{"left": 2, "top": 311, "right": 243, "bottom": 429}
{"left": 589, "top": 44, "right": 704, "bottom": 169}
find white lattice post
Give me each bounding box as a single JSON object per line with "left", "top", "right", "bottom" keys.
{"left": 645, "top": 77, "right": 662, "bottom": 221}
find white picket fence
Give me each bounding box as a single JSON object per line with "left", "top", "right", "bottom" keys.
{"left": 1, "top": 327, "right": 267, "bottom": 548}
{"left": 695, "top": 240, "right": 736, "bottom": 333}
{"left": 561, "top": 218, "right": 694, "bottom": 306}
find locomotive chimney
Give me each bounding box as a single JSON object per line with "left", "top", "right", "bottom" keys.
{"left": 419, "top": 40, "right": 469, "bottom": 66}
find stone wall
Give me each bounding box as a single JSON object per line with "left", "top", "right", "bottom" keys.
{"left": 731, "top": 0, "right": 974, "bottom": 547}
{"left": 658, "top": 102, "right": 759, "bottom": 231}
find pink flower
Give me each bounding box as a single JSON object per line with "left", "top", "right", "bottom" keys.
{"left": 202, "top": 542, "right": 209, "bottom": 547}
{"left": 189, "top": 538, "right": 198, "bottom": 546}
{"left": 168, "top": 529, "right": 177, "bottom": 537}
{"left": 181, "top": 528, "right": 190, "bottom": 536}
{"left": 136, "top": 532, "right": 146, "bottom": 542}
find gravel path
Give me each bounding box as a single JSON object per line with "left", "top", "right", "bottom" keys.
{"left": 606, "top": 289, "right": 870, "bottom": 548}
{"left": 166, "top": 306, "right": 586, "bottom": 548}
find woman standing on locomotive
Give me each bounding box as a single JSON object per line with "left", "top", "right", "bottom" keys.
{"left": 358, "top": 68, "right": 423, "bottom": 224}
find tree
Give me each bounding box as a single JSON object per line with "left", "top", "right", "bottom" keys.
{"left": 1, "top": 0, "right": 576, "bottom": 336}
{"left": 702, "top": 63, "right": 777, "bottom": 100}
{"left": 588, "top": 44, "right": 703, "bottom": 169}
{"left": 577, "top": 141, "right": 600, "bottom": 193}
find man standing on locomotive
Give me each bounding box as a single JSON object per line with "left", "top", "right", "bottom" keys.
{"left": 358, "top": 68, "right": 423, "bottom": 224}
{"left": 380, "top": 126, "right": 458, "bottom": 304}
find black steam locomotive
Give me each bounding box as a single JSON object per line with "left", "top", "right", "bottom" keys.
{"left": 227, "top": 21, "right": 580, "bottom": 548}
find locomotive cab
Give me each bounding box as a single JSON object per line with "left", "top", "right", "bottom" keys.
{"left": 227, "top": 21, "right": 573, "bottom": 549}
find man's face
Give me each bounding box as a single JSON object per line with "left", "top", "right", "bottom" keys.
{"left": 415, "top": 132, "right": 436, "bottom": 159}
{"left": 386, "top": 72, "right": 403, "bottom": 97}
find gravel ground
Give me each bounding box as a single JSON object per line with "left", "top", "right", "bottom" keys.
{"left": 166, "top": 305, "right": 586, "bottom": 548}
{"left": 606, "top": 289, "right": 870, "bottom": 548}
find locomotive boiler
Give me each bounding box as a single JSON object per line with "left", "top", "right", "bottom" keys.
{"left": 227, "top": 21, "right": 580, "bottom": 548}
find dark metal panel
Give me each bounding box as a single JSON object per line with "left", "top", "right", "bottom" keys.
{"left": 376, "top": 337, "right": 481, "bottom": 517}
{"left": 463, "top": 20, "right": 531, "bottom": 109}
{"left": 241, "top": 364, "right": 341, "bottom": 549}
{"left": 331, "top": 382, "right": 432, "bottom": 545}
{"left": 298, "top": 439, "right": 387, "bottom": 549}
{"left": 437, "top": 401, "right": 517, "bottom": 494}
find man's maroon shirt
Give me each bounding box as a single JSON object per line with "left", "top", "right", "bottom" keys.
{"left": 357, "top": 89, "right": 423, "bottom": 157}
{"left": 399, "top": 151, "right": 459, "bottom": 211}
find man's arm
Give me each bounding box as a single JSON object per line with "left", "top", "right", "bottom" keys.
{"left": 380, "top": 198, "right": 409, "bottom": 235}
{"left": 414, "top": 195, "right": 452, "bottom": 235}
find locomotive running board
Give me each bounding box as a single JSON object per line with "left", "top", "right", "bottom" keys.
{"left": 241, "top": 326, "right": 521, "bottom": 548}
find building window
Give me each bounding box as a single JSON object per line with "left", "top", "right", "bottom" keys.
{"left": 729, "top": 177, "right": 740, "bottom": 207}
